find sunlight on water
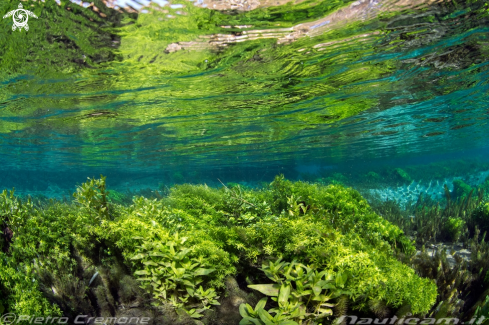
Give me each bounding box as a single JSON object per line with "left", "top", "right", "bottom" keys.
{"left": 0, "top": 0, "right": 488, "bottom": 174}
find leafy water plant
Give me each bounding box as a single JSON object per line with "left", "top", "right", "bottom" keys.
{"left": 73, "top": 175, "right": 110, "bottom": 221}
{"left": 241, "top": 259, "right": 350, "bottom": 325}
{"left": 0, "top": 175, "right": 440, "bottom": 323}
{"left": 130, "top": 233, "right": 221, "bottom": 319}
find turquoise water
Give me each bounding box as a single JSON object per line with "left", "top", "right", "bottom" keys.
{"left": 1, "top": 0, "right": 488, "bottom": 196}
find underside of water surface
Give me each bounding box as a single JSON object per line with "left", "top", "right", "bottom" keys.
{"left": 1, "top": 0, "right": 489, "bottom": 323}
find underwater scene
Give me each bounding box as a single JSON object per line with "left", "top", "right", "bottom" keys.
{"left": 1, "top": 0, "right": 489, "bottom": 323}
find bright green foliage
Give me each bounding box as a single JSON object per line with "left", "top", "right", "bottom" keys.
{"left": 445, "top": 217, "right": 466, "bottom": 242}
{"left": 155, "top": 175, "right": 434, "bottom": 313}
{"left": 243, "top": 259, "right": 350, "bottom": 324}
{"left": 73, "top": 175, "right": 110, "bottom": 220}
{"left": 0, "top": 190, "right": 66, "bottom": 317}
{"left": 265, "top": 175, "right": 415, "bottom": 254}
{"left": 0, "top": 263, "right": 62, "bottom": 318}
{"left": 239, "top": 298, "right": 299, "bottom": 325}
{"left": 131, "top": 233, "right": 220, "bottom": 319}
{"left": 0, "top": 175, "right": 436, "bottom": 319}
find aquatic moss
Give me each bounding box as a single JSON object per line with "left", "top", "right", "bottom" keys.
{"left": 445, "top": 217, "right": 466, "bottom": 242}
{"left": 389, "top": 168, "right": 413, "bottom": 184}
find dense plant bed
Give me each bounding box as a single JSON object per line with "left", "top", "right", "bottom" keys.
{"left": 0, "top": 176, "right": 437, "bottom": 324}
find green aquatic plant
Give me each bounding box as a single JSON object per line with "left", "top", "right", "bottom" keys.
{"left": 371, "top": 189, "right": 489, "bottom": 319}
{"left": 73, "top": 175, "right": 110, "bottom": 220}
{"left": 468, "top": 228, "right": 489, "bottom": 295}
{"left": 445, "top": 217, "right": 466, "bottom": 242}
{"left": 479, "top": 176, "right": 489, "bottom": 199}
{"left": 471, "top": 201, "right": 489, "bottom": 237}
{"left": 131, "top": 233, "right": 221, "bottom": 319}
{"left": 0, "top": 175, "right": 439, "bottom": 321}
{"left": 242, "top": 259, "right": 349, "bottom": 325}
{"left": 452, "top": 179, "right": 474, "bottom": 200}
{"left": 411, "top": 247, "right": 473, "bottom": 318}
{"left": 387, "top": 168, "right": 412, "bottom": 184}
{"left": 107, "top": 190, "right": 130, "bottom": 205}
{"left": 287, "top": 195, "right": 308, "bottom": 217}
{"left": 473, "top": 295, "right": 489, "bottom": 325}
{"left": 240, "top": 297, "right": 299, "bottom": 325}
{"left": 319, "top": 173, "right": 349, "bottom": 186}
{"left": 373, "top": 185, "right": 484, "bottom": 245}
{"left": 365, "top": 171, "right": 382, "bottom": 183}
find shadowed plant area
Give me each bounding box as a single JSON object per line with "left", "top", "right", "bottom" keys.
{"left": 0, "top": 176, "right": 438, "bottom": 324}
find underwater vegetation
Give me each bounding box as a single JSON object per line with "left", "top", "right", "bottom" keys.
{"left": 0, "top": 175, "right": 441, "bottom": 324}
{"left": 371, "top": 182, "right": 488, "bottom": 245}
{"left": 368, "top": 179, "right": 489, "bottom": 321}
{"left": 473, "top": 295, "right": 489, "bottom": 325}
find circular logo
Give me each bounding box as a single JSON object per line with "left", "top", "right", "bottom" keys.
{"left": 13, "top": 9, "right": 28, "bottom": 28}
{"left": 1, "top": 313, "right": 17, "bottom": 324}
{"left": 2, "top": 3, "right": 38, "bottom": 32}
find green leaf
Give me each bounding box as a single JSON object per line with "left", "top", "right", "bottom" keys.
{"left": 194, "top": 268, "right": 216, "bottom": 276}
{"left": 336, "top": 272, "right": 348, "bottom": 288}
{"left": 312, "top": 285, "right": 322, "bottom": 297}
{"left": 186, "top": 287, "right": 195, "bottom": 296}
{"left": 278, "top": 284, "right": 291, "bottom": 306}
{"left": 182, "top": 280, "right": 195, "bottom": 287}
{"left": 256, "top": 297, "right": 268, "bottom": 311}
{"left": 239, "top": 304, "right": 251, "bottom": 318}
{"left": 134, "top": 270, "right": 150, "bottom": 275}
{"left": 279, "top": 321, "right": 299, "bottom": 325}
{"left": 149, "top": 252, "right": 166, "bottom": 257}
{"left": 176, "top": 248, "right": 192, "bottom": 260}
{"left": 248, "top": 284, "right": 280, "bottom": 296}
{"left": 317, "top": 308, "right": 333, "bottom": 318}
{"left": 257, "top": 309, "right": 275, "bottom": 325}
{"left": 190, "top": 312, "right": 203, "bottom": 319}
{"left": 131, "top": 253, "right": 148, "bottom": 260}
{"left": 240, "top": 317, "right": 261, "bottom": 325}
